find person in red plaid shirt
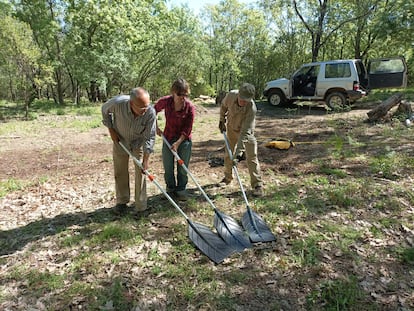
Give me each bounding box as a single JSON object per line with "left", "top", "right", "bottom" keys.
{"left": 154, "top": 78, "right": 195, "bottom": 201}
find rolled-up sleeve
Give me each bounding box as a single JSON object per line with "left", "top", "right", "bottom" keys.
{"left": 181, "top": 104, "right": 195, "bottom": 139}
{"left": 101, "top": 96, "right": 128, "bottom": 128}
{"left": 101, "top": 98, "right": 115, "bottom": 128}
{"left": 220, "top": 94, "right": 229, "bottom": 123}
{"left": 143, "top": 107, "right": 156, "bottom": 154}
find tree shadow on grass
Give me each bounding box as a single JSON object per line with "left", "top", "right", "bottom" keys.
{"left": 0, "top": 207, "right": 117, "bottom": 256}
{"left": 0, "top": 195, "right": 174, "bottom": 257}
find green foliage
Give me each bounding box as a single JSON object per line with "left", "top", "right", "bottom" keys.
{"left": 361, "top": 87, "right": 414, "bottom": 103}
{"left": 202, "top": 0, "right": 273, "bottom": 92}
{"left": 0, "top": 13, "right": 44, "bottom": 103}
{"left": 0, "top": 0, "right": 412, "bottom": 102}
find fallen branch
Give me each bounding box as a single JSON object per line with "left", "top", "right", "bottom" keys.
{"left": 367, "top": 93, "right": 403, "bottom": 122}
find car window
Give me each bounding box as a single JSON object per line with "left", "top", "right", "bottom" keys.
{"left": 325, "top": 63, "right": 351, "bottom": 78}
{"left": 294, "top": 66, "right": 312, "bottom": 78}
{"left": 308, "top": 66, "right": 320, "bottom": 78}
{"left": 369, "top": 59, "right": 405, "bottom": 74}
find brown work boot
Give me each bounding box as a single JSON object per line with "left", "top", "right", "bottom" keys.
{"left": 129, "top": 202, "right": 148, "bottom": 212}
{"left": 128, "top": 202, "right": 150, "bottom": 218}
{"left": 111, "top": 203, "right": 128, "bottom": 216}
{"left": 218, "top": 177, "right": 232, "bottom": 187}
{"left": 252, "top": 186, "right": 264, "bottom": 197}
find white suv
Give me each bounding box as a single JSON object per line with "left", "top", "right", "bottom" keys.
{"left": 263, "top": 57, "right": 407, "bottom": 109}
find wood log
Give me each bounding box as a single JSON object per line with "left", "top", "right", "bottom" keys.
{"left": 367, "top": 93, "right": 403, "bottom": 122}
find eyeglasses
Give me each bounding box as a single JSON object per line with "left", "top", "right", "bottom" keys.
{"left": 176, "top": 92, "right": 189, "bottom": 97}
{"left": 130, "top": 101, "right": 149, "bottom": 115}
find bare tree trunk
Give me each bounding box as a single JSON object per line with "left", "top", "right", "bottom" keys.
{"left": 89, "top": 80, "right": 98, "bottom": 102}
{"left": 48, "top": 0, "right": 65, "bottom": 106}
{"left": 8, "top": 73, "right": 15, "bottom": 101}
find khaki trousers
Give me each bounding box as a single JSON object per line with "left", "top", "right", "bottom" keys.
{"left": 224, "top": 129, "right": 262, "bottom": 188}
{"left": 113, "top": 143, "right": 147, "bottom": 210}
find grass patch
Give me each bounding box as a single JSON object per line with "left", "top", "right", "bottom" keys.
{"left": 0, "top": 99, "right": 102, "bottom": 135}
{"left": 90, "top": 223, "right": 137, "bottom": 244}
{"left": 326, "top": 180, "right": 362, "bottom": 208}
{"left": 321, "top": 222, "right": 362, "bottom": 254}
{"left": 0, "top": 178, "right": 26, "bottom": 198}
{"left": 0, "top": 177, "right": 48, "bottom": 198}
{"left": 360, "top": 88, "right": 414, "bottom": 103}
{"left": 292, "top": 235, "right": 323, "bottom": 266}
{"left": 60, "top": 116, "right": 102, "bottom": 131}
{"left": 395, "top": 246, "right": 414, "bottom": 266}
{"left": 307, "top": 275, "right": 366, "bottom": 310}
{"left": 369, "top": 151, "right": 403, "bottom": 180}
{"left": 26, "top": 269, "right": 66, "bottom": 295}
{"left": 319, "top": 166, "right": 348, "bottom": 178}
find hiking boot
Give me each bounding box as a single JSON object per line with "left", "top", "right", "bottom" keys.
{"left": 176, "top": 190, "right": 189, "bottom": 202}
{"left": 129, "top": 203, "right": 150, "bottom": 218}
{"left": 132, "top": 209, "right": 150, "bottom": 219}
{"left": 111, "top": 203, "right": 128, "bottom": 216}
{"left": 218, "top": 177, "right": 232, "bottom": 187}
{"left": 252, "top": 186, "right": 264, "bottom": 197}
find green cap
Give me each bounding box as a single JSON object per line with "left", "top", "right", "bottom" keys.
{"left": 239, "top": 83, "right": 255, "bottom": 101}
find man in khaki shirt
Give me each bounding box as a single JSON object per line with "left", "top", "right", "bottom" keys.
{"left": 218, "top": 83, "right": 263, "bottom": 197}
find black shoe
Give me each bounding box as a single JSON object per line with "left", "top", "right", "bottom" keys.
{"left": 175, "top": 191, "right": 189, "bottom": 202}
{"left": 252, "top": 186, "right": 264, "bottom": 197}
{"left": 163, "top": 191, "right": 176, "bottom": 200}
{"left": 111, "top": 203, "right": 128, "bottom": 215}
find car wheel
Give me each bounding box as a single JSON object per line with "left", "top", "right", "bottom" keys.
{"left": 326, "top": 92, "right": 347, "bottom": 110}
{"left": 267, "top": 90, "right": 286, "bottom": 106}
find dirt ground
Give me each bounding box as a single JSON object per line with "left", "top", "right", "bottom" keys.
{"left": 0, "top": 99, "right": 409, "bottom": 230}
{"left": 0, "top": 101, "right": 357, "bottom": 180}
{"left": 0, "top": 101, "right": 345, "bottom": 225}
{"left": 1, "top": 98, "right": 413, "bottom": 310}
